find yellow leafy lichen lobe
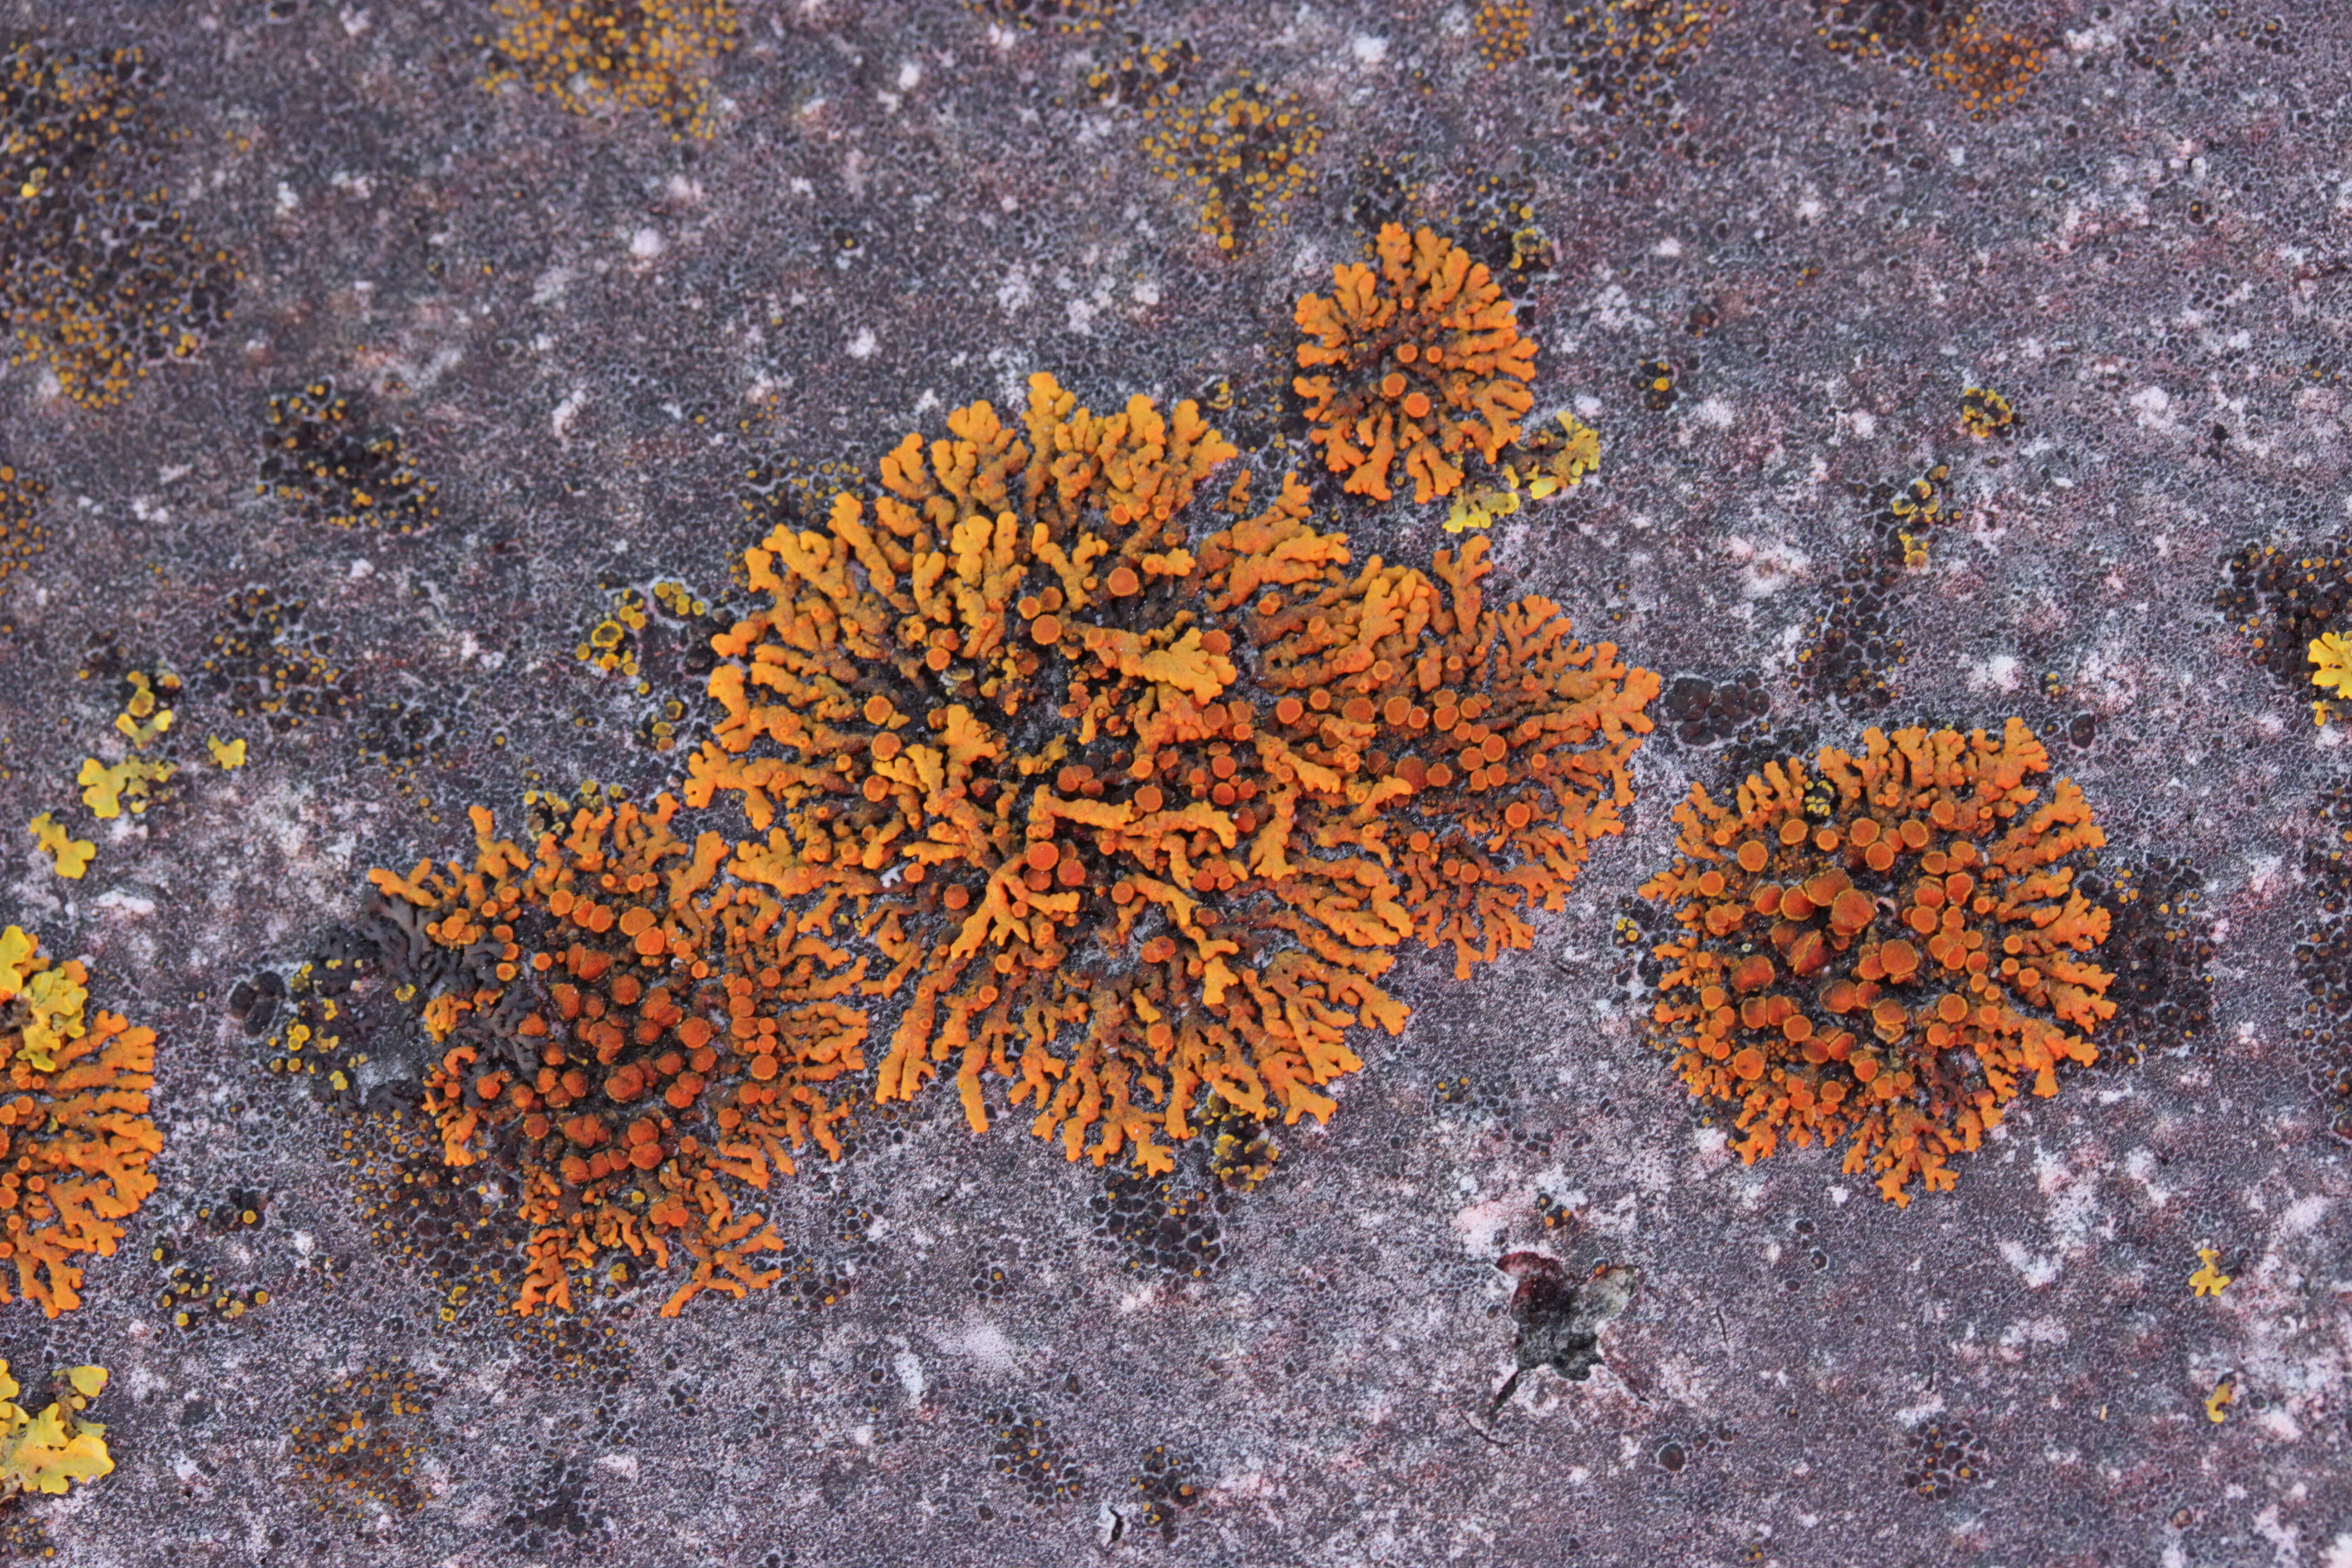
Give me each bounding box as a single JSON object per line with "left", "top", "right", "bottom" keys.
{"left": 0, "top": 1359, "right": 111, "bottom": 1499}
{"left": 25, "top": 816, "right": 92, "bottom": 880}
{"left": 206, "top": 735, "right": 247, "bottom": 769}
{"left": 2188, "top": 1246, "right": 2231, "bottom": 1297}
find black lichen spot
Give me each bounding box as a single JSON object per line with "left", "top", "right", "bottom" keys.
{"left": 0, "top": 42, "right": 237, "bottom": 409}
{"left": 981, "top": 1402, "right": 1083, "bottom": 1508}
{"left": 1658, "top": 671, "right": 1771, "bottom": 746}
{"left": 2217, "top": 530, "right": 2352, "bottom": 691}
{"left": 2081, "top": 857, "right": 2214, "bottom": 1068}
{"left": 258, "top": 379, "right": 439, "bottom": 534}
{"left": 201, "top": 588, "right": 360, "bottom": 733}
{"left": 1902, "top": 1419, "right": 1989, "bottom": 1500}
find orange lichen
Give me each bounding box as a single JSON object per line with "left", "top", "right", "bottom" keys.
{"left": 1294, "top": 225, "right": 1538, "bottom": 504}
{"left": 0, "top": 926, "right": 162, "bottom": 1316}
{"left": 1641, "top": 720, "right": 2113, "bottom": 1205}
{"left": 368, "top": 797, "right": 868, "bottom": 1317}
{"left": 686, "top": 373, "right": 1657, "bottom": 1175}
{"left": 479, "top": 0, "right": 740, "bottom": 138}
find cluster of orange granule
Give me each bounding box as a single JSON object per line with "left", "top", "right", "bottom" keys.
{"left": 479, "top": 0, "right": 740, "bottom": 137}
{"left": 1640, "top": 720, "right": 2113, "bottom": 1204}
{"left": 368, "top": 800, "right": 867, "bottom": 1317}
{"left": 683, "top": 372, "right": 1657, "bottom": 1176}
{"left": 1294, "top": 224, "right": 1538, "bottom": 504}
{"left": 0, "top": 927, "right": 161, "bottom": 1317}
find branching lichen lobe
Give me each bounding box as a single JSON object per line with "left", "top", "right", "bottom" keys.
{"left": 686, "top": 373, "right": 1657, "bottom": 1174}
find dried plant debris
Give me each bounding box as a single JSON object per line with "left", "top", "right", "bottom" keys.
{"left": 1641, "top": 720, "right": 2113, "bottom": 1205}
{"left": 257, "top": 381, "right": 438, "bottom": 534}
{"left": 480, "top": 0, "right": 741, "bottom": 139}
{"left": 1294, "top": 224, "right": 1537, "bottom": 504}
{"left": 0, "top": 42, "right": 235, "bottom": 409}
{"left": 684, "top": 372, "right": 1657, "bottom": 1173}
{"left": 1490, "top": 1251, "right": 1636, "bottom": 1411}
{"left": 0, "top": 926, "right": 162, "bottom": 1316}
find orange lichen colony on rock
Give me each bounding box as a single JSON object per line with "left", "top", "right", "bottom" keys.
{"left": 0, "top": 926, "right": 161, "bottom": 1316}
{"left": 368, "top": 800, "right": 866, "bottom": 1316}
{"left": 1641, "top": 720, "right": 2113, "bottom": 1204}
{"left": 1294, "top": 224, "right": 1537, "bottom": 504}
{"left": 685, "top": 372, "right": 1657, "bottom": 1174}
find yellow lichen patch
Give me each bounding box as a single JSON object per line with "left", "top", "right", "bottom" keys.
{"left": 286, "top": 1365, "right": 434, "bottom": 1515}
{"left": 1553, "top": 0, "right": 1725, "bottom": 124}
{"left": 25, "top": 816, "right": 92, "bottom": 881}
{"left": 1960, "top": 385, "right": 2018, "bottom": 439}
{"left": 480, "top": 0, "right": 740, "bottom": 138}
{"left": 0, "top": 926, "right": 162, "bottom": 1315}
{"left": 206, "top": 735, "right": 246, "bottom": 769}
{"left": 0, "top": 43, "right": 237, "bottom": 409}
{"left": 1475, "top": 0, "right": 1535, "bottom": 66}
{"left": 0, "top": 1362, "right": 110, "bottom": 1500}
{"left": 2188, "top": 1246, "right": 2232, "bottom": 1297}
{"left": 1294, "top": 225, "right": 1539, "bottom": 504}
{"left": 368, "top": 796, "right": 869, "bottom": 1317}
{"left": 0, "top": 466, "right": 46, "bottom": 584}
{"left": 2205, "top": 1375, "right": 2235, "bottom": 1424}
{"left": 1925, "top": 18, "right": 2047, "bottom": 119}
{"left": 77, "top": 669, "right": 178, "bottom": 818}
{"left": 1137, "top": 79, "right": 1323, "bottom": 255}
{"left": 687, "top": 373, "right": 1658, "bottom": 1175}
{"left": 1444, "top": 412, "right": 1603, "bottom": 534}
{"left": 1642, "top": 720, "right": 2114, "bottom": 1205}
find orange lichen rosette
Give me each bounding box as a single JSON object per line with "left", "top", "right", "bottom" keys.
{"left": 685, "top": 372, "right": 1657, "bottom": 1174}
{"left": 1293, "top": 223, "right": 1538, "bottom": 504}
{"left": 368, "top": 800, "right": 867, "bottom": 1317}
{"left": 1641, "top": 720, "right": 2114, "bottom": 1204}
{"left": 0, "top": 926, "right": 161, "bottom": 1316}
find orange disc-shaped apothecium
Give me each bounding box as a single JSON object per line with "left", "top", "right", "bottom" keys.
{"left": 1640, "top": 719, "right": 2114, "bottom": 1205}
{"left": 1293, "top": 224, "right": 1537, "bottom": 505}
